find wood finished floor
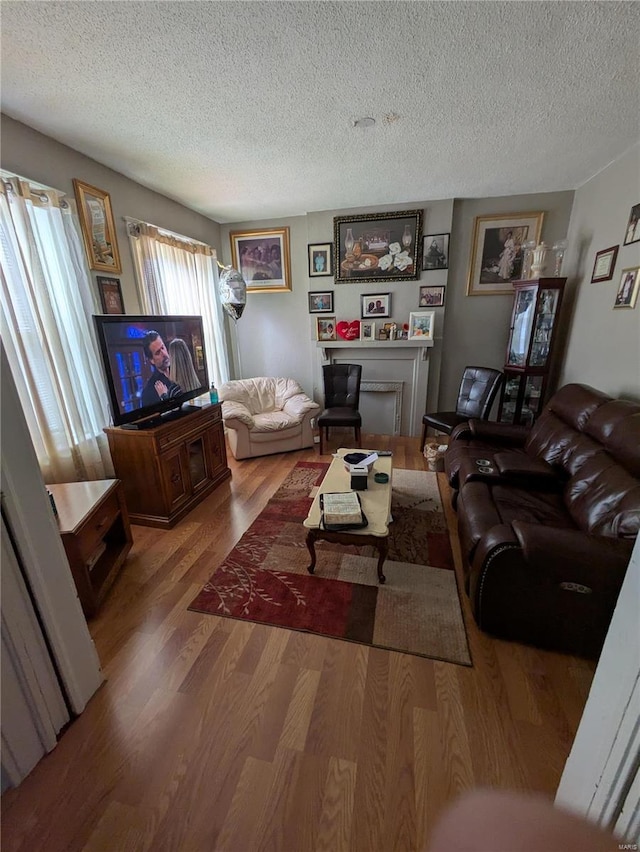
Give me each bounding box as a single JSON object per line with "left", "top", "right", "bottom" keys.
{"left": 1, "top": 433, "right": 596, "bottom": 852}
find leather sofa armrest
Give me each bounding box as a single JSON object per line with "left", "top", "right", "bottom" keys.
{"left": 468, "top": 419, "right": 530, "bottom": 446}
{"left": 221, "top": 400, "right": 255, "bottom": 429}
{"left": 450, "top": 422, "right": 473, "bottom": 442}
{"left": 512, "top": 521, "right": 633, "bottom": 588}
{"left": 493, "top": 451, "right": 560, "bottom": 486}
{"left": 282, "top": 393, "right": 320, "bottom": 421}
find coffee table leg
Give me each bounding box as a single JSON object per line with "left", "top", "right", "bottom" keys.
{"left": 376, "top": 540, "right": 388, "bottom": 584}
{"left": 306, "top": 530, "right": 317, "bottom": 574}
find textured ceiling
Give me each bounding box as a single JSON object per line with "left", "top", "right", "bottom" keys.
{"left": 1, "top": 1, "right": 639, "bottom": 223}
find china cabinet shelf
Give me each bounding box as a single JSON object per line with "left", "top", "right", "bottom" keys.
{"left": 498, "top": 277, "right": 566, "bottom": 426}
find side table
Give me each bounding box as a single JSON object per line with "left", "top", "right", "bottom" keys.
{"left": 49, "top": 479, "right": 133, "bottom": 618}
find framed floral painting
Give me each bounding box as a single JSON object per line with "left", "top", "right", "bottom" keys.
{"left": 334, "top": 209, "right": 423, "bottom": 284}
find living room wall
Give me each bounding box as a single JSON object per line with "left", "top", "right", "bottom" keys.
{"left": 0, "top": 115, "right": 222, "bottom": 319}
{"left": 558, "top": 143, "right": 640, "bottom": 398}
{"left": 219, "top": 200, "right": 454, "bottom": 415}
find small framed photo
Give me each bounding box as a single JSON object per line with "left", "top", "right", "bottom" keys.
{"left": 591, "top": 245, "right": 619, "bottom": 283}
{"left": 623, "top": 204, "right": 640, "bottom": 246}
{"left": 360, "top": 320, "right": 375, "bottom": 340}
{"left": 419, "top": 285, "right": 445, "bottom": 307}
{"left": 408, "top": 310, "right": 435, "bottom": 340}
{"left": 422, "top": 233, "right": 449, "bottom": 270}
{"left": 308, "top": 243, "right": 333, "bottom": 277}
{"left": 96, "top": 276, "right": 124, "bottom": 314}
{"left": 383, "top": 322, "right": 397, "bottom": 340}
{"left": 308, "top": 291, "right": 334, "bottom": 313}
{"left": 613, "top": 267, "right": 640, "bottom": 309}
{"left": 316, "top": 316, "right": 337, "bottom": 340}
{"left": 361, "top": 293, "right": 391, "bottom": 318}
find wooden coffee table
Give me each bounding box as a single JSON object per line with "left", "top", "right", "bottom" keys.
{"left": 303, "top": 448, "right": 393, "bottom": 583}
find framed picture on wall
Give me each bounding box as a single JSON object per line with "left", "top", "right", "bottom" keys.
{"left": 591, "top": 245, "right": 619, "bottom": 283}
{"left": 623, "top": 203, "right": 640, "bottom": 246}
{"left": 308, "top": 243, "right": 333, "bottom": 277}
{"left": 333, "top": 209, "right": 423, "bottom": 283}
{"left": 422, "top": 233, "right": 449, "bottom": 270}
{"left": 230, "top": 226, "right": 291, "bottom": 292}
{"left": 467, "top": 211, "right": 544, "bottom": 295}
{"left": 96, "top": 276, "right": 125, "bottom": 314}
{"left": 361, "top": 293, "right": 391, "bottom": 318}
{"left": 308, "top": 291, "right": 334, "bottom": 313}
{"left": 419, "top": 285, "right": 445, "bottom": 307}
{"left": 613, "top": 267, "right": 640, "bottom": 309}
{"left": 73, "top": 179, "right": 122, "bottom": 274}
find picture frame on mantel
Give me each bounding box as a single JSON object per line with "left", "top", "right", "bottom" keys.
{"left": 467, "top": 211, "right": 544, "bottom": 296}
{"left": 334, "top": 209, "right": 423, "bottom": 284}
{"left": 73, "top": 179, "right": 122, "bottom": 274}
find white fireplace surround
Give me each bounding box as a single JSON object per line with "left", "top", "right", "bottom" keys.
{"left": 317, "top": 340, "right": 434, "bottom": 437}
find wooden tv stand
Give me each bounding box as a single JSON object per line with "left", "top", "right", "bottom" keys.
{"left": 104, "top": 402, "right": 231, "bottom": 529}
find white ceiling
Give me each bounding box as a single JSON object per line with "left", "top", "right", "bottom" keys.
{"left": 2, "top": 1, "right": 639, "bottom": 224}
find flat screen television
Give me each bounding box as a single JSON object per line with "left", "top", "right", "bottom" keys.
{"left": 93, "top": 314, "right": 210, "bottom": 428}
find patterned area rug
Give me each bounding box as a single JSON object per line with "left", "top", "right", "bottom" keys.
{"left": 189, "top": 462, "right": 471, "bottom": 666}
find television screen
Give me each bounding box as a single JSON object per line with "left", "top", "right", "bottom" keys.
{"left": 93, "top": 314, "right": 209, "bottom": 427}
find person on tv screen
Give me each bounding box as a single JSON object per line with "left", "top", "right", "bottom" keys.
{"left": 141, "top": 330, "right": 182, "bottom": 406}
{"left": 168, "top": 338, "right": 201, "bottom": 392}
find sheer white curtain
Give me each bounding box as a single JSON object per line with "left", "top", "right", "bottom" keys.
{"left": 128, "top": 222, "right": 229, "bottom": 386}
{"left": 0, "top": 177, "right": 113, "bottom": 482}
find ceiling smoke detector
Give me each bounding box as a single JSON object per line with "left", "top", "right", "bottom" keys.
{"left": 352, "top": 116, "right": 375, "bottom": 128}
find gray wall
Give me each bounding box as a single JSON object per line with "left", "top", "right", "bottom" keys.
{"left": 221, "top": 199, "right": 454, "bottom": 416}
{"left": 559, "top": 143, "right": 640, "bottom": 399}
{"left": 1, "top": 115, "right": 222, "bottom": 316}
{"left": 441, "top": 191, "right": 575, "bottom": 411}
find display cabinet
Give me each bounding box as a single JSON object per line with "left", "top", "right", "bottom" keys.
{"left": 498, "top": 277, "right": 566, "bottom": 426}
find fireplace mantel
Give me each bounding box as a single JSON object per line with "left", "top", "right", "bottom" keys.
{"left": 316, "top": 339, "right": 434, "bottom": 436}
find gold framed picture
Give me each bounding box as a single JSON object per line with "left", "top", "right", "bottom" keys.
{"left": 72, "top": 179, "right": 121, "bottom": 273}
{"left": 467, "top": 211, "right": 544, "bottom": 295}
{"left": 230, "top": 227, "right": 291, "bottom": 293}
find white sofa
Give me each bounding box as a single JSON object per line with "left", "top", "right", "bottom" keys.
{"left": 220, "top": 377, "right": 320, "bottom": 460}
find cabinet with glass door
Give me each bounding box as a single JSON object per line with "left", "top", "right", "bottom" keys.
{"left": 498, "top": 277, "right": 566, "bottom": 426}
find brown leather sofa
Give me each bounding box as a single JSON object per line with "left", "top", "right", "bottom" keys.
{"left": 445, "top": 383, "right": 640, "bottom": 658}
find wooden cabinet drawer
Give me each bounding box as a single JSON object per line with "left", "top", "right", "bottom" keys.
{"left": 75, "top": 491, "right": 120, "bottom": 564}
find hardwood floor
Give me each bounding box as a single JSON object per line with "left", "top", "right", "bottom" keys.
{"left": 1, "top": 433, "right": 595, "bottom": 851}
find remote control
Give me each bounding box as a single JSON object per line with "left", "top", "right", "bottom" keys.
{"left": 377, "top": 450, "right": 393, "bottom": 456}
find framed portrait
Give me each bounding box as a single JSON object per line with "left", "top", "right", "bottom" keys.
{"left": 308, "top": 242, "right": 333, "bottom": 277}
{"left": 591, "top": 245, "right": 619, "bottom": 283}
{"left": 360, "top": 320, "right": 375, "bottom": 341}
{"left": 316, "top": 316, "right": 337, "bottom": 340}
{"left": 422, "top": 233, "right": 450, "bottom": 270}
{"left": 96, "top": 276, "right": 124, "bottom": 314}
{"left": 308, "top": 290, "right": 334, "bottom": 313}
{"left": 408, "top": 310, "right": 435, "bottom": 340}
{"left": 623, "top": 204, "right": 640, "bottom": 246}
{"left": 419, "top": 285, "right": 445, "bottom": 307}
{"left": 467, "top": 212, "right": 544, "bottom": 296}
{"left": 361, "top": 293, "right": 391, "bottom": 318}
{"left": 613, "top": 267, "right": 640, "bottom": 309}
{"left": 334, "top": 209, "right": 423, "bottom": 284}
{"left": 230, "top": 227, "right": 291, "bottom": 293}
{"left": 72, "top": 179, "right": 121, "bottom": 274}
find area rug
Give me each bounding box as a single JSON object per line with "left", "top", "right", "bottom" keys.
{"left": 189, "top": 462, "right": 471, "bottom": 666}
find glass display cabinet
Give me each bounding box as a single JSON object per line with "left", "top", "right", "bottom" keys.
{"left": 498, "top": 277, "right": 566, "bottom": 426}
